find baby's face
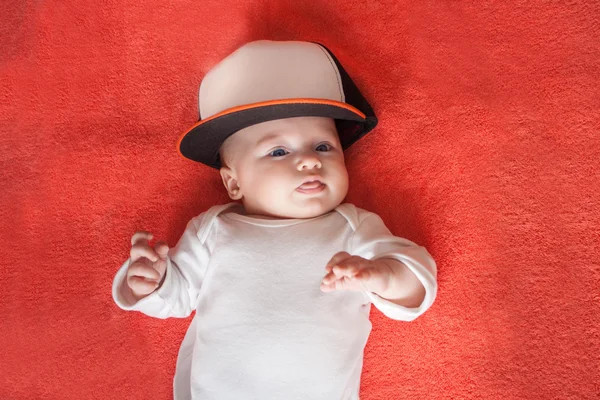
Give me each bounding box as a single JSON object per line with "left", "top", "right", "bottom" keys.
{"left": 219, "top": 116, "right": 349, "bottom": 218}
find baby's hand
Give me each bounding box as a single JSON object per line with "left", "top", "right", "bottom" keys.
{"left": 320, "top": 251, "right": 394, "bottom": 295}
{"left": 126, "top": 231, "right": 169, "bottom": 300}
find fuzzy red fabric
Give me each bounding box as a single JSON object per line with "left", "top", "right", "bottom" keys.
{"left": 1, "top": 1, "right": 599, "bottom": 399}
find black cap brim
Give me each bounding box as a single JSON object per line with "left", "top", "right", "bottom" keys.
{"left": 178, "top": 99, "right": 377, "bottom": 169}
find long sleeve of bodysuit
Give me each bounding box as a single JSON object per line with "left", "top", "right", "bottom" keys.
{"left": 351, "top": 209, "right": 438, "bottom": 321}
{"left": 112, "top": 213, "right": 211, "bottom": 319}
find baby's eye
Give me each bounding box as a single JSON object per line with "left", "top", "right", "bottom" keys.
{"left": 315, "top": 143, "right": 331, "bottom": 152}
{"left": 269, "top": 148, "right": 289, "bottom": 157}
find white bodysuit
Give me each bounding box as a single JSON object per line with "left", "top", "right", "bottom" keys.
{"left": 112, "top": 203, "right": 437, "bottom": 400}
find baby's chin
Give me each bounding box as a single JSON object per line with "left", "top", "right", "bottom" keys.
{"left": 245, "top": 198, "right": 344, "bottom": 219}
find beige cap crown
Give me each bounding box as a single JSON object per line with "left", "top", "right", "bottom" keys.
{"left": 199, "top": 40, "right": 345, "bottom": 119}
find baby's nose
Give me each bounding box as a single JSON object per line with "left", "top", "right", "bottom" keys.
{"left": 297, "top": 154, "right": 322, "bottom": 170}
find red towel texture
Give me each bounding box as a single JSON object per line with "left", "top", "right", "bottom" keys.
{"left": 1, "top": 1, "right": 598, "bottom": 399}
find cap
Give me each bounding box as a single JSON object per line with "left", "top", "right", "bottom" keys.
{"left": 178, "top": 40, "right": 378, "bottom": 169}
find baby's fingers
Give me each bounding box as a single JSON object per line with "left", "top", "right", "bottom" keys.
{"left": 127, "top": 275, "right": 159, "bottom": 295}
{"left": 320, "top": 275, "right": 361, "bottom": 292}
{"left": 131, "top": 231, "right": 153, "bottom": 246}
{"left": 152, "top": 241, "right": 169, "bottom": 278}
{"left": 321, "top": 271, "right": 336, "bottom": 285}
{"left": 326, "top": 251, "right": 351, "bottom": 272}
{"left": 330, "top": 261, "right": 362, "bottom": 279}
{"left": 154, "top": 241, "right": 169, "bottom": 259}
{"left": 130, "top": 231, "right": 158, "bottom": 261}
{"left": 130, "top": 243, "right": 159, "bottom": 263}
{"left": 322, "top": 265, "right": 357, "bottom": 284}
{"left": 127, "top": 260, "right": 161, "bottom": 281}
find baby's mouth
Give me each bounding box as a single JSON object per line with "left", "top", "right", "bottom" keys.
{"left": 296, "top": 180, "right": 326, "bottom": 193}
{"left": 298, "top": 180, "right": 323, "bottom": 189}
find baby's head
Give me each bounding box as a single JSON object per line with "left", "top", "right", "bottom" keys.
{"left": 178, "top": 40, "right": 378, "bottom": 216}
{"left": 218, "top": 116, "right": 349, "bottom": 219}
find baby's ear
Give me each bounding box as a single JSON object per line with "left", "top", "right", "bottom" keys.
{"left": 220, "top": 167, "right": 243, "bottom": 200}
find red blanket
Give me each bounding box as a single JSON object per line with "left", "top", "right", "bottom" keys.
{"left": 1, "top": 1, "right": 598, "bottom": 399}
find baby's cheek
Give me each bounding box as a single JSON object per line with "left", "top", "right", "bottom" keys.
{"left": 332, "top": 168, "right": 349, "bottom": 197}
{"left": 257, "top": 177, "right": 286, "bottom": 203}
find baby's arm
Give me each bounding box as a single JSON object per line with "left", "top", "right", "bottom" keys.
{"left": 112, "top": 215, "right": 210, "bottom": 319}
{"left": 370, "top": 258, "right": 427, "bottom": 307}
{"left": 321, "top": 210, "right": 437, "bottom": 321}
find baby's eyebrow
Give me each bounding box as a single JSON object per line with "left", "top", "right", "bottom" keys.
{"left": 255, "top": 133, "right": 284, "bottom": 148}
{"left": 254, "top": 132, "right": 337, "bottom": 148}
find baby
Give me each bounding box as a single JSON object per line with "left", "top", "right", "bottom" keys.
{"left": 113, "top": 40, "right": 437, "bottom": 400}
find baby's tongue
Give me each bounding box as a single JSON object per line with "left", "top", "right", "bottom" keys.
{"left": 299, "top": 181, "right": 322, "bottom": 189}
